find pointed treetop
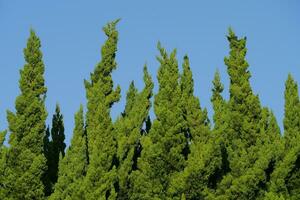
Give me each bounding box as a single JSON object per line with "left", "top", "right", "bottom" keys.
{"left": 23, "top": 29, "right": 43, "bottom": 64}
{"left": 212, "top": 69, "right": 224, "bottom": 95}
{"left": 55, "top": 103, "right": 61, "bottom": 114}
{"left": 157, "top": 42, "right": 177, "bottom": 63}
{"left": 143, "top": 64, "right": 153, "bottom": 91}
{"left": 86, "top": 19, "right": 121, "bottom": 88}
{"left": 19, "top": 29, "right": 46, "bottom": 98}
{"left": 284, "top": 73, "right": 300, "bottom": 148}
{"left": 227, "top": 27, "right": 236, "bottom": 39}
{"left": 156, "top": 43, "right": 179, "bottom": 87}
{"left": 103, "top": 18, "right": 121, "bottom": 36}
{"left": 123, "top": 81, "right": 138, "bottom": 116}
{"left": 181, "top": 55, "right": 194, "bottom": 95}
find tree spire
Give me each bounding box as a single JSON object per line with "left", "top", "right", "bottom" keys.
{"left": 83, "top": 19, "right": 121, "bottom": 199}
{"left": 5, "top": 29, "right": 48, "bottom": 199}
{"left": 50, "top": 105, "right": 88, "bottom": 200}
{"left": 283, "top": 73, "right": 300, "bottom": 148}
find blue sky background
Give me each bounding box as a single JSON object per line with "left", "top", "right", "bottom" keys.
{"left": 0, "top": 1, "right": 299, "bottom": 144}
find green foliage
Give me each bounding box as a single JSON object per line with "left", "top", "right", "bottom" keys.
{"left": 284, "top": 74, "right": 300, "bottom": 149}
{"left": 167, "top": 55, "right": 215, "bottom": 200}
{"left": 0, "top": 21, "right": 300, "bottom": 200}
{"left": 169, "top": 139, "right": 223, "bottom": 200}
{"left": 131, "top": 43, "right": 186, "bottom": 199}
{"left": 4, "top": 30, "right": 48, "bottom": 200}
{"left": 266, "top": 74, "right": 300, "bottom": 199}
{"left": 211, "top": 70, "right": 226, "bottom": 132}
{"left": 44, "top": 104, "right": 66, "bottom": 195}
{"left": 115, "top": 65, "right": 154, "bottom": 199}
{"left": 213, "top": 28, "right": 275, "bottom": 200}
{"left": 180, "top": 55, "right": 210, "bottom": 143}
{"left": 83, "top": 19, "right": 121, "bottom": 200}
{"left": 50, "top": 105, "right": 88, "bottom": 200}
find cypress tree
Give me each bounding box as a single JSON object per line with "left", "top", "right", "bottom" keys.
{"left": 83, "top": 19, "right": 121, "bottom": 199}
{"left": 283, "top": 74, "right": 300, "bottom": 149}
{"left": 173, "top": 139, "right": 223, "bottom": 200}
{"left": 180, "top": 55, "right": 210, "bottom": 144}
{"left": 211, "top": 70, "right": 227, "bottom": 132}
{"left": 50, "top": 105, "right": 88, "bottom": 200}
{"left": 121, "top": 81, "right": 138, "bottom": 117}
{"left": 267, "top": 145, "right": 300, "bottom": 199}
{"left": 131, "top": 44, "right": 186, "bottom": 199}
{"left": 266, "top": 74, "right": 300, "bottom": 199}
{"left": 211, "top": 70, "right": 230, "bottom": 175}
{"left": 224, "top": 28, "right": 262, "bottom": 147}
{"left": 115, "top": 65, "right": 154, "bottom": 199}
{"left": 44, "top": 104, "right": 66, "bottom": 195}
{"left": 214, "top": 28, "right": 273, "bottom": 199}
{"left": 169, "top": 67, "right": 228, "bottom": 199}
{"left": 168, "top": 55, "right": 215, "bottom": 199}
{"left": 43, "top": 126, "right": 51, "bottom": 196}
{"left": 4, "top": 30, "right": 48, "bottom": 199}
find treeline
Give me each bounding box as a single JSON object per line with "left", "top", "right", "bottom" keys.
{"left": 0, "top": 20, "right": 299, "bottom": 200}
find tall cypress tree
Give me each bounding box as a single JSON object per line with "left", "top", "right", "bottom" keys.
{"left": 168, "top": 65, "right": 225, "bottom": 199}
{"left": 115, "top": 65, "right": 154, "bottom": 199}
{"left": 283, "top": 74, "right": 300, "bottom": 149}
{"left": 50, "top": 105, "right": 88, "bottom": 200}
{"left": 224, "top": 28, "right": 262, "bottom": 147}
{"left": 121, "top": 81, "right": 138, "bottom": 117}
{"left": 83, "top": 19, "right": 121, "bottom": 199}
{"left": 214, "top": 28, "right": 273, "bottom": 199}
{"left": 266, "top": 74, "right": 300, "bottom": 199}
{"left": 211, "top": 70, "right": 227, "bottom": 132}
{"left": 180, "top": 55, "right": 210, "bottom": 144}
{"left": 4, "top": 30, "right": 48, "bottom": 199}
{"left": 131, "top": 44, "right": 186, "bottom": 199}
{"left": 44, "top": 104, "right": 66, "bottom": 196}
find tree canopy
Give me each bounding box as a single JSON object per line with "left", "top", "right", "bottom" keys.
{"left": 0, "top": 21, "right": 299, "bottom": 200}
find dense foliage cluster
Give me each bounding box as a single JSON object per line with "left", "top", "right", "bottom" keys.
{"left": 1, "top": 20, "right": 300, "bottom": 199}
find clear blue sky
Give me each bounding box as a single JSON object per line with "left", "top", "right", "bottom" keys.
{"left": 1, "top": 1, "right": 300, "bottom": 144}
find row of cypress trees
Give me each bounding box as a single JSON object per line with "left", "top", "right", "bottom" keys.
{"left": 0, "top": 20, "right": 300, "bottom": 199}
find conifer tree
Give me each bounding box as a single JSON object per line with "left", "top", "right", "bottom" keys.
{"left": 44, "top": 104, "right": 66, "bottom": 196}
{"left": 266, "top": 75, "right": 300, "bottom": 199}
{"left": 50, "top": 105, "right": 88, "bottom": 200}
{"left": 180, "top": 55, "right": 210, "bottom": 144}
{"left": 214, "top": 29, "right": 273, "bottom": 199}
{"left": 4, "top": 30, "right": 48, "bottom": 200}
{"left": 224, "top": 28, "right": 262, "bottom": 146}
{"left": 168, "top": 65, "right": 225, "bottom": 199}
{"left": 115, "top": 65, "right": 154, "bottom": 199}
{"left": 283, "top": 74, "right": 300, "bottom": 149}
{"left": 211, "top": 70, "right": 230, "bottom": 178}
{"left": 43, "top": 126, "right": 51, "bottom": 195}
{"left": 211, "top": 70, "right": 227, "bottom": 132}
{"left": 131, "top": 44, "right": 186, "bottom": 199}
{"left": 83, "top": 19, "right": 121, "bottom": 199}
{"left": 122, "top": 81, "right": 138, "bottom": 117}
{"left": 267, "top": 144, "right": 300, "bottom": 199}
{"left": 171, "top": 139, "right": 223, "bottom": 199}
